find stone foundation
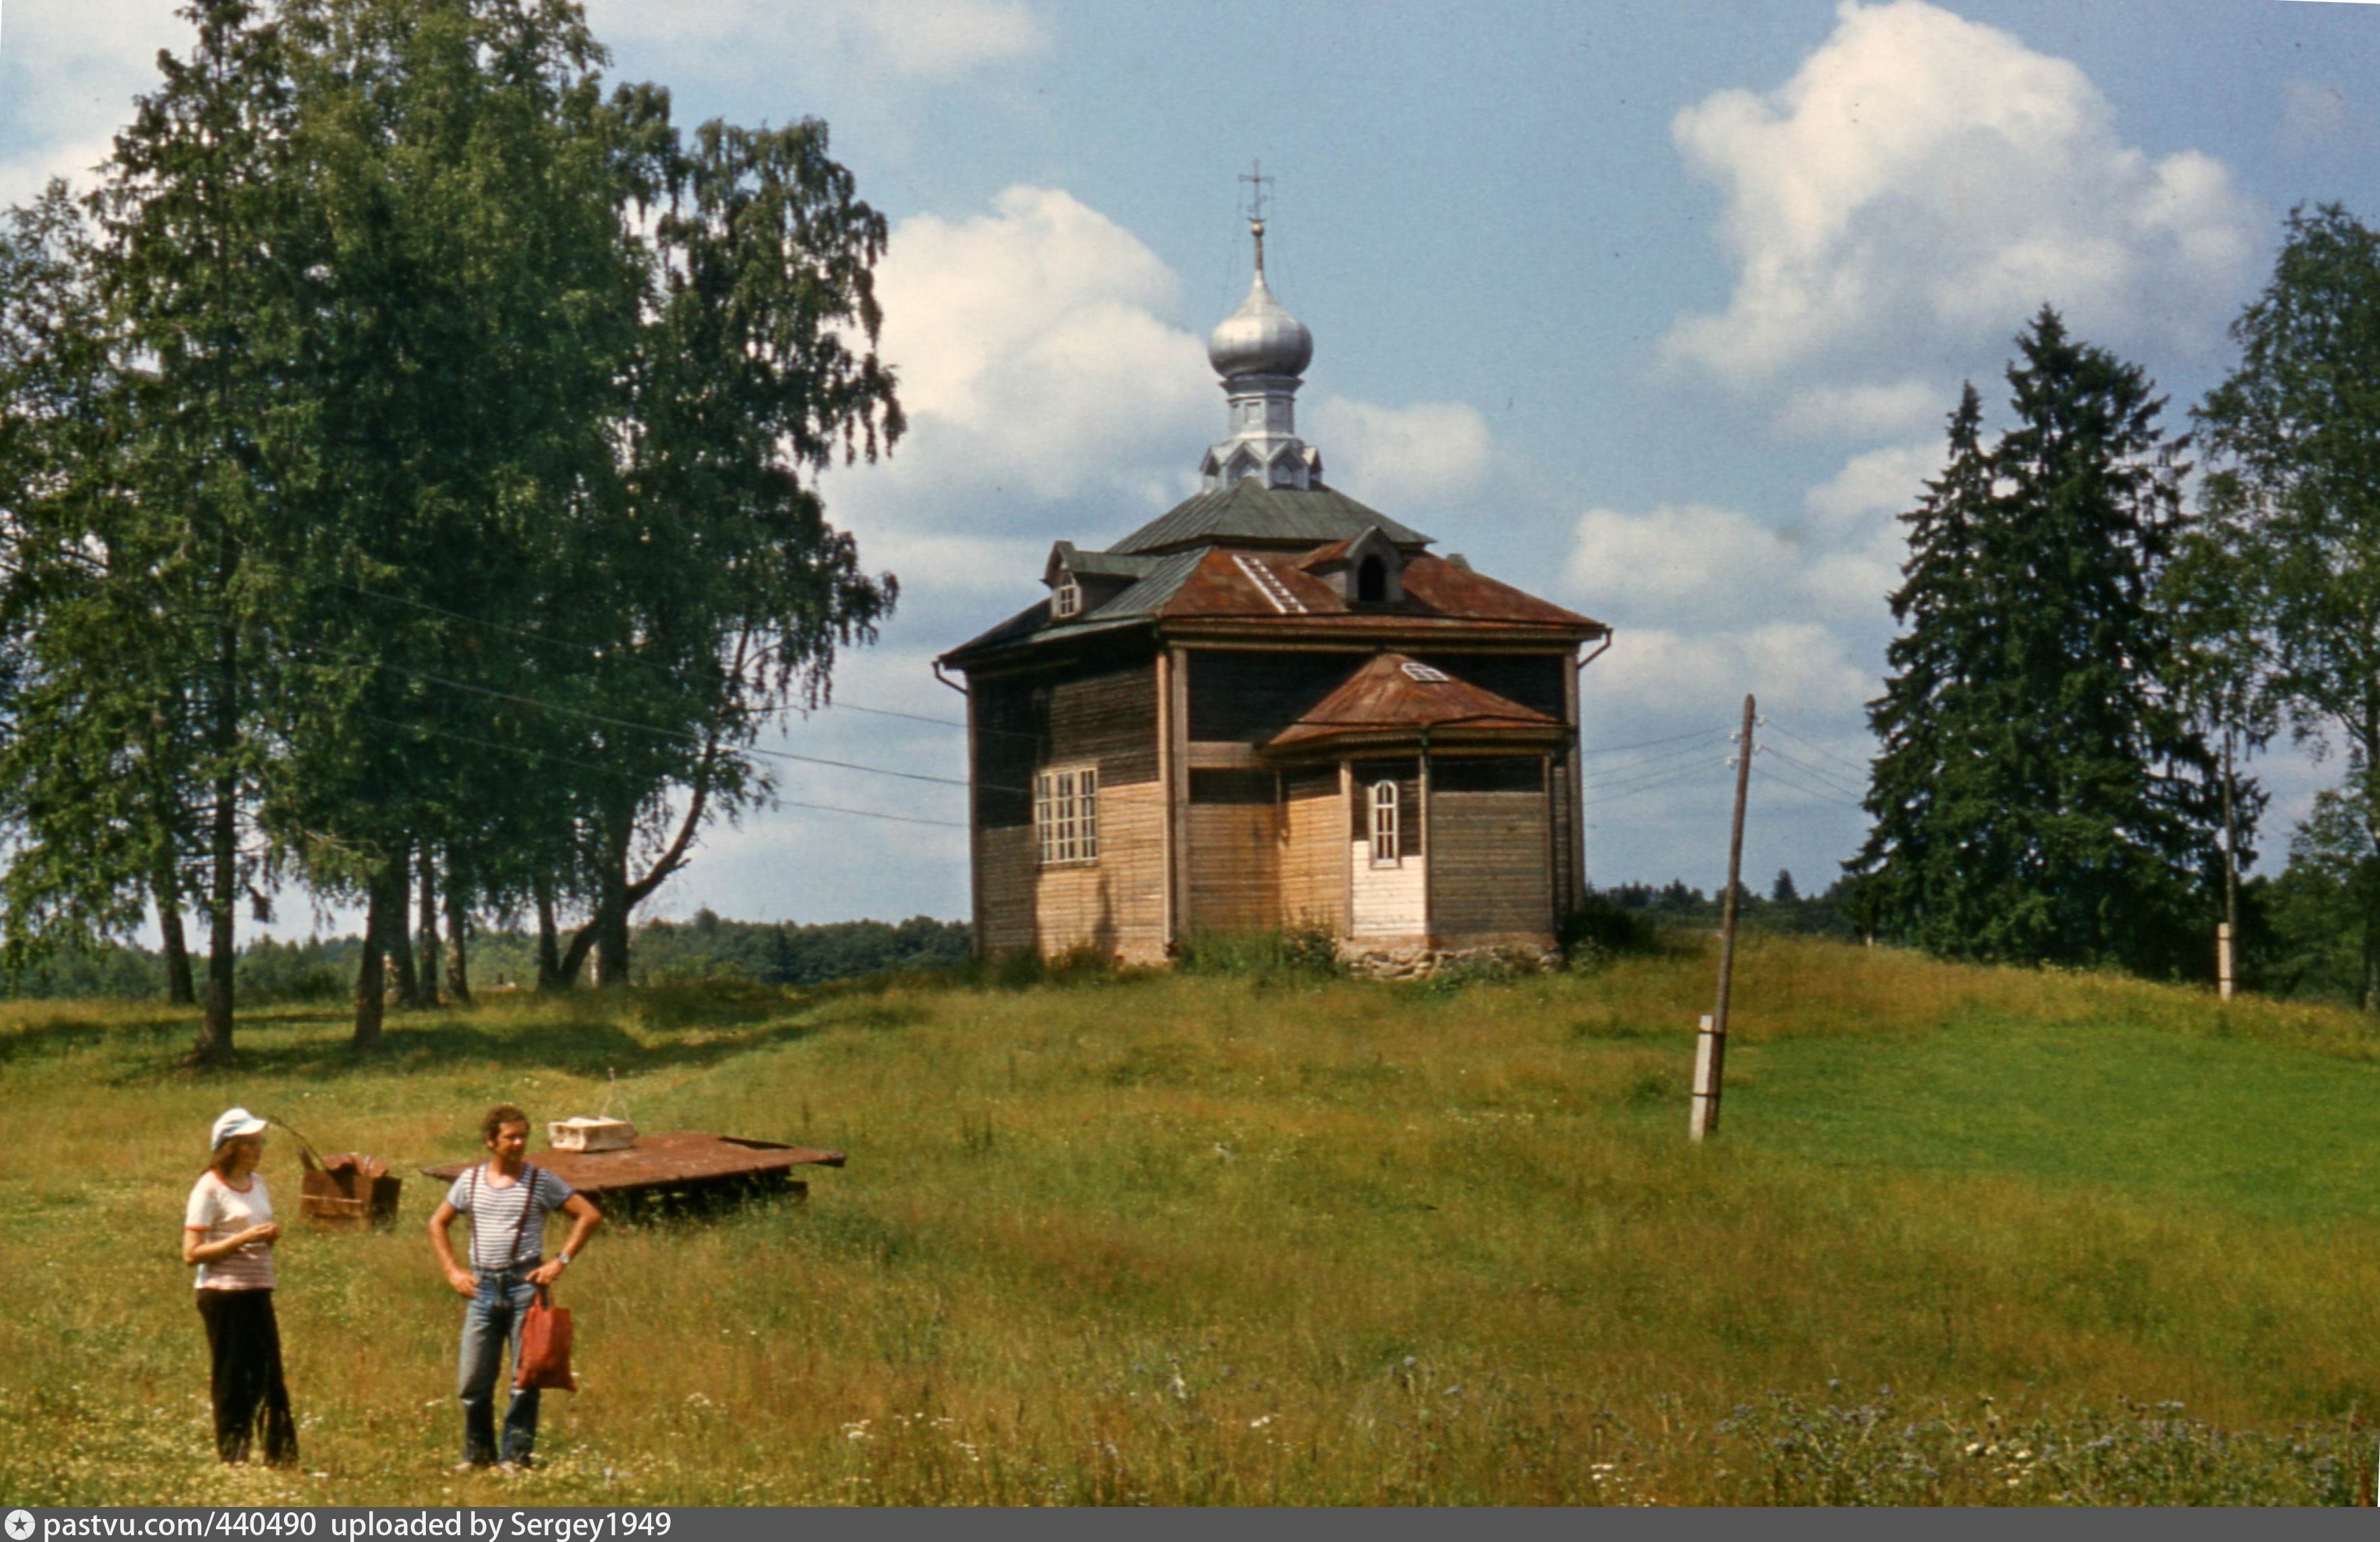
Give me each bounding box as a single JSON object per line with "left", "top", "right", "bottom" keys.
{"left": 1335, "top": 941, "right": 1563, "bottom": 981}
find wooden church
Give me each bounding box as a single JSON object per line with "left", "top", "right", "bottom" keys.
{"left": 938, "top": 215, "right": 1609, "bottom": 969}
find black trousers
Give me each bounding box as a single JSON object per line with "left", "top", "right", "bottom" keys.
{"left": 194, "top": 1288, "right": 297, "bottom": 1465}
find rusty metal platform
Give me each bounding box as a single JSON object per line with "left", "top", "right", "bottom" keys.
{"left": 422, "top": 1132, "right": 845, "bottom": 1211}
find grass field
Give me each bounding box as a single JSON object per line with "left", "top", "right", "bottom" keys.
{"left": 2, "top": 933, "right": 2375, "bottom": 1506}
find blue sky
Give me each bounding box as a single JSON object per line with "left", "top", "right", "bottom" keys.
{"left": 3, "top": 0, "right": 2377, "bottom": 935}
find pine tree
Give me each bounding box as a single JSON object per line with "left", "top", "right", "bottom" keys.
{"left": 1848, "top": 310, "right": 2219, "bottom": 974}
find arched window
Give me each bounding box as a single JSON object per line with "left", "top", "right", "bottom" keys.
{"left": 1357, "top": 555, "right": 1388, "bottom": 603}
{"left": 1369, "top": 779, "right": 1400, "bottom": 864}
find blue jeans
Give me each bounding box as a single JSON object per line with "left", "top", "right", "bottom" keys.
{"left": 458, "top": 1268, "right": 541, "bottom": 1465}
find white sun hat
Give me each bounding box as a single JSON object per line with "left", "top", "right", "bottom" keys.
{"left": 210, "top": 1107, "right": 269, "bottom": 1150}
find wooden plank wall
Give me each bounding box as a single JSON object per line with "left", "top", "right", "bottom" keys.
{"left": 1184, "top": 799, "right": 1281, "bottom": 933}
{"left": 1280, "top": 774, "right": 1347, "bottom": 932}
{"left": 1187, "top": 650, "right": 1366, "bottom": 741}
{"left": 976, "top": 827, "right": 1036, "bottom": 958}
{"left": 1030, "top": 780, "right": 1169, "bottom": 964}
{"left": 1431, "top": 789, "right": 1553, "bottom": 939}
{"left": 1349, "top": 845, "right": 1427, "bottom": 936}
{"left": 973, "top": 649, "right": 1159, "bottom": 829}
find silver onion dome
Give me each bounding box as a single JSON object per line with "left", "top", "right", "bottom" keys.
{"left": 1206, "top": 223, "right": 1312, "bottom": 379}
{"left": 1197, "top": 214, "right": 1323, "bottom": 491}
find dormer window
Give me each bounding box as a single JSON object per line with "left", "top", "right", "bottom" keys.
{"left": 1357, "top": 555, "right": 1388, "bottom": 603}
{"left": 1053, "top": 573, "right": 1082, "bottom": 619}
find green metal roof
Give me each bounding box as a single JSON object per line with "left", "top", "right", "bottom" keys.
{"left": 1108, "top": 481, "right": 1433, "bottom": 555}
{"left": 1088, "top": 546, "right": 1205, "bottom": 617}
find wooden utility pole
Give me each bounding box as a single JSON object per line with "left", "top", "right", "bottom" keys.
{"left": 2219, "top": 730, "right": 2239, "bottom": 1001}
{"left": 1692, "top": 693, "right": 1756, "bottom": 1143}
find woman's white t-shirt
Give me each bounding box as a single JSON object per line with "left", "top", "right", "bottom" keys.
{"left": 185, "top": 1169, "right": 277, "bottom": 1290}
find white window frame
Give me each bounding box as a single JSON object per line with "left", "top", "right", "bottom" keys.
{"left": 1035, "top": 765, "right": 1101, "bottom": 866}
{"left": 1368, "top": 778, "right": 1400, "bottom": 866}
{"left": 1052, "top": 574, "right": 1082, "bottom": 619}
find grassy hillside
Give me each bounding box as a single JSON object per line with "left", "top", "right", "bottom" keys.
{"left": 2, "top": 935, "right": 2373, "bottom": 1506}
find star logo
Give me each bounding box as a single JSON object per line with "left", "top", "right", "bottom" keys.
{"left": 5, "top": 1508, "right": 35, "bottom": 1540}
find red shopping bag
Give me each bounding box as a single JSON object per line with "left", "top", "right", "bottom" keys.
{"left": 515, "top": 1286, "right": 576, "bottom": 1392}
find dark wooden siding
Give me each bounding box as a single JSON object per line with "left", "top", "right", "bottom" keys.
{"left": 1188, "top": 650, "right": 1365, "bottom": 742}
{"left": 1412, "top": 653, "right": 1568, "bottom": 719}
{"left": 1433, "top": 757, "right": 1545, "bottom": 794}
{"left": 973, "top": 644, "right": 1159, "bottom": 828}
{"left": 1189, "top": 769, "right": 1276, "bottom": 804}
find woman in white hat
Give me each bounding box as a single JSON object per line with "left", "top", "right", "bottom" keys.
{"left": 182, "top": 1107, "right": 297, "bottom": 1464}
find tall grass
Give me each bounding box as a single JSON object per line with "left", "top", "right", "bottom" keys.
{"left": 1, "top": 937, "right": 2374, "bottom": 1505}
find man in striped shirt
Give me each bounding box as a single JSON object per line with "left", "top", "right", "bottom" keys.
{"left": 427, "top": 1103, "right": 603, "bottom": 1469}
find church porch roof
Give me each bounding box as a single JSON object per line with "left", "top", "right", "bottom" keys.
{"left": 1265, "top": 651, "right": 1568, "bottom": 756}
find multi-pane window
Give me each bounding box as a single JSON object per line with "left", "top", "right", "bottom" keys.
{"left": 1035, "top": 767, "right": 1100, "bottom": 864}
{"left": 1052, "top": 574, "right": 1082, "bottom": 618}
{"left": 1369, "top": 778, "right": 1400, "bottom": 865}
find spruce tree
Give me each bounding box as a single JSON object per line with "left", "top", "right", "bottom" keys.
{"left": 1848, "top": 310, "right": 2219, "bottom": 974}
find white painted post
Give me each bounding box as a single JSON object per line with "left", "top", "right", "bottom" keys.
{"left": 1691, "top": 1014, "right": 1720, "bottom": 1142}
{"left": 2218, "top": 923, "right": 2235, "bottom": 1002}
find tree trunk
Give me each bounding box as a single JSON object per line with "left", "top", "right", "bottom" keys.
{"left": 416, "top": 844, "right": 443, "bottom": 1008}
{"left": 354, "top": 854, "right": 399, "bottom": 1049}
{"left": 156, "top": 874, "right": 197, "bottom": 1008}
{"left": 194, "top": 773, "right": 238, "bottom": 1064}
{"left": 444, "top": 858, "right": 472, "bottom": 1005}
{"left": 559, "top": 738, "right": 723, "bottom": 987}
{"left": 595, "top": 850, "right": 631, "bottom": 989}
{"left": 534, "top": 877, "right": 562, "bottom": 991}
{"left": 192, "top": 614, "right": 240, "bottom": 1064}
{"left": 2364, "top": 904, "right": 2380, "bottom": 1015}
{"left": 389, "top": 841, "right": 420, "bottom": 1006}
{"left": 2362, "top": 703, "right": 2380, "bottom": 1014}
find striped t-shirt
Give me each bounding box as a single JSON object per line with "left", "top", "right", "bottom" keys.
{"left": 185, "top": 1169, "right": 277, "bottom": 1290}
{"left": 445, "top": 1163, "right": 575, "bottom": 1271}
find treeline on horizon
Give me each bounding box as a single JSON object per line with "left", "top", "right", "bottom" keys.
{"left": 3, "top": 913, "right": 972, "bottom": 1003}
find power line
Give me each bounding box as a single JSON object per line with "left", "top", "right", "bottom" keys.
{"left": 1751, "top": 763, "right": 1866, "bottom": 810}
{"left": 1760, "top": 717, "right": 1871, "bottom": 777}
{"left": 1585, "top": 754, "right": 1732, "bottom": 799}
{"left": 1582, "top": 725, "right": 1730, "bottom": 757}
{"left": 325, "top": 574, "right": 1006, "bottom": 736}
{"left": 348, "top": 707, "right": 968, "bottom": 830}
{"left": 1761, "top": 744, "right": 1867, "bottom": 800}
{"left": 348, "top": 653, "right": 1013, "bottom": 792}
{"left": 1582, "top": 758, "right": 1730, "bottom": 808}
{"left": 1584, "top": 737, "right": 1736, "bottom": 786}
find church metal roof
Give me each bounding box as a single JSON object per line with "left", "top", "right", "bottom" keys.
{"left": 1107, "top": 481, "right": 1433, "bottom": 555}
{"left": 1266, "top": 651, "right": 1567, "bottom": 754}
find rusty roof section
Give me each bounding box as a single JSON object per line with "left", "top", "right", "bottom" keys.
{"left": 939, "top": 539, "right": 1605, "bottom": 669}
{"left": 1267, "top": 651, "right": 1567, "bottom": 754}
{"left": 420, "top": 1131, "right": 845, "bottom": 1200}
{"left": 1151, "top": 549, "right": 1602, "bottom": 630}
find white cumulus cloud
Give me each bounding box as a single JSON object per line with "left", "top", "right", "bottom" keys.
{"left": 1308, "top": 397, "right": 1493, "bottom": 512}
{"left": 1659, "top": 0, "right": 2259, "bottom": 398}
{"left": 1592, "top": 624, "right": 1876, "bottom": 725}
{"left": 1567, "top": 503, "right": 1809, "bottom": 628}
{"left": 584, "top": 0, "right": 1045, "bottom": 81}
{"left": 1771, "top": 379, "right": 1942, "bottom": 441}
{"left": 860, "top": 186, "right": 1211, "bottom": 510}
{"left": 1803, "top": 440, "right": 1943, "bottom": 528}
